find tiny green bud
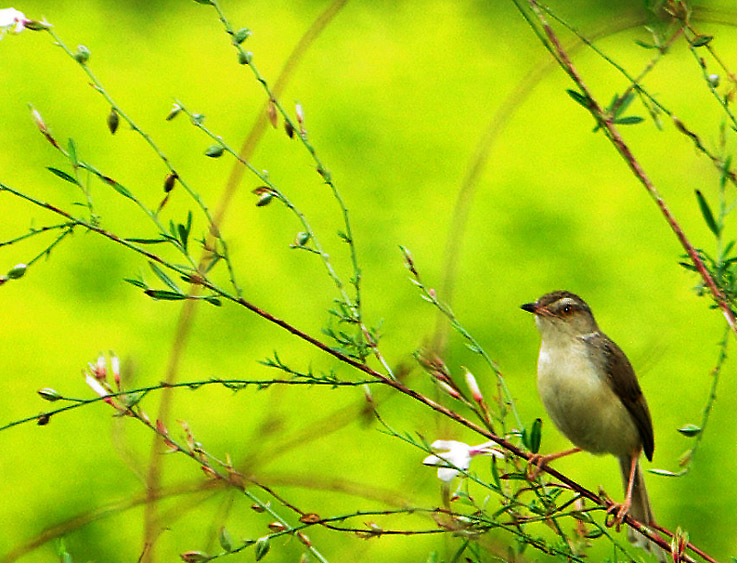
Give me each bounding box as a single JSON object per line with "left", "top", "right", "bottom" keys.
{"left": 190, "top": 113, "right": 205, "bottom": 125}
{"left": 256, "top": 193, "right": 273, "bottom": 207}
{"left": 7, "top": 263, "right": 27, "bottom": 279}
{"left": 295, "top": 231, "right": 310, "bottom": 246}
{"left": 204, "top": 145, "right": 225, "bottom": 158}
{"left": 254, "top": 537, "right": 270, "bottom": 561}
{"left": 233, "top": 28, "right": 252, "bottom": 44}
{"left": 708, "top": 73, "right": 720, "bottom": 87}
{"left": 166, "top": 104, "right": 182, "bottom": 121}
{"left": 24, "top": 19, "right": 53, "bottom": 31}
{"left": 74, "top": 44, "right": 90, "bottom": 64}
{"left": 37, "top": 388, "right": 62, "bottom": 402}
{"left": 238, "top": 50, "right": 252, "bottom": 65}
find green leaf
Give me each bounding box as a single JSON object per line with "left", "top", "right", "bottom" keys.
{"left": 149, "top": 262, "right": 180, "bottom": 293}
{"left": 695, "top": 190, "right": 720, "bottom": 236}
{"left": 121, "top": 391, "right": 144, "bottom": 408}
{"left": 178, "top": 211, "right": 192, "bottom": 251}
{"left": 490, "top": 456, "right": 502, "bottom": 490}
{"left": 47, "top": 167, "right": 79, "bottom": 185}
{"left": 203, "top": 296, "right": 222, "bottom": 307}
{"left": 204, "top": 144, "right": 225, "bottom": 157}
{"left": 108, "top": 180, "right": 135, "bottom": 201}
{"left": 219, "top": 526, "right": 233, "bottom": 552}
{"left": 125, "top": 237, "right": 168, "bottom": 245}
{"left": 124, "top": 278, "right": 148, "bottom": 289}
{"left": 177, "top": 225, "right": 188, "bottom": 250}
{"left": 634, "top": 39, "right": 657, "bottom": 49}
{"left": 649, "top": 468, "right": 682, "bottom": 477}
{"left": 67, "top": 138, "right": 78, "bottom": 168}
{"left": 529, "top": 418, "right": 542, "bottom": 454}
{"left": 566, "top": 88, "right": 589, "bottom": 108}
{"left": 144, "top": 289, "right": 187, "bottom": 301}
{"left": 614, "top": 115, "right": 644, "bottom": 125}
{"left": 691, "top": 34, "right": 713, "bottom": 47}
{"left": 677, "top": 424, "right": 702, "bottom": 437}
{"left": 613, "top": 91, "right": 635, "bottom": 116}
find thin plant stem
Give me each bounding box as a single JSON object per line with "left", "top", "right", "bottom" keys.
{"left": 520, "top": 0, "right": 737, "bottom": 340}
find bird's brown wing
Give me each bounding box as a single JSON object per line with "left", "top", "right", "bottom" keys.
{"left": 585, "top": 332, "right": 655, "bottom": 461}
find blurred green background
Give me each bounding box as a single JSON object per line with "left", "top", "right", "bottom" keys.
{"left": 1, "top": 0, "right": 737, "bottom": 561}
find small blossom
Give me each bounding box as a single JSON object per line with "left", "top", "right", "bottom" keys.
{"left": 423, "top": 440, "right": 503, "bottom": 482}
{"left": 29, "top": 105, "right": 46, "bottom": 133}
{"left": 0, "top": 8, "right": 28, "bottom": 35}
{"left": 295, "top": 103, "right": 304, "bottom": 125}
{"left": 90, "top": 354, "right": 107, "bottom": 381}
{"left": 437, "top": 380, "right": 460, "bottom": 399}
{"left": 110, "top": 354, "right": 121, "bottom": 389}
{"left": 85, "top": 373, "right": 109, "bottom": 398}
{"left": 464, "top": 368, "right": 483, "bottom": 403}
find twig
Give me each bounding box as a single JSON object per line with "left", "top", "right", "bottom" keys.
{"left": 523, "top": 0, "right": 737, "bottom": 340}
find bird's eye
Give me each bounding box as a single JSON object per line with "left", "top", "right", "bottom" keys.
{"left": 562, "top": 305, "right": 572, "bottom": 314}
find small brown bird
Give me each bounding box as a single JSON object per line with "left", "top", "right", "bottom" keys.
{"left": 522, "top": 291, "right": 665, "bottom": 560}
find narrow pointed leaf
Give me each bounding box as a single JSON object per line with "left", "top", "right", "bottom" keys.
{"left": 149, "top": 262, "right": 180, "bottom": 293}
{"left": 695, "top": 190, "right": 720, "bottom": 236}
{"left": 47, "top": 167, "right": 79, "bottom": 185}
{"left": 108, "top": 180, "right": 135, "bottom": 200}
{"left": 677, "top": 424, "right": 702, "bottom": 437}
{"left": 566, "top": 89, "right": 589, "bottom": 109}
{"left": 67, "top": 139, "right": 78, "bottom": 167}
{"left": 529, "top": 417, "right": 542, "bottom": 454}
{"left": 614, "top": 115, "right": 644, "bottom": 125}
{"left": 144, "top": 289, "right": 187, "bottom": 301}
{"left": 124, "top": 278, "right": 148, "bottom": 289}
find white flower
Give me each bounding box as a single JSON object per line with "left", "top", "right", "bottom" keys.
{"left": 422, "top": 440, "right": 503, "bottom": 482}
{"left": 0, "top": 8, "right": 27, "bottom": 35}
{"left": 85, "top": 373, "right": 109, "bottom": 398}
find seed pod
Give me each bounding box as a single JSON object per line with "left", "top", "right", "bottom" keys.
{"left": 107, "top": 108, "right": 119, "bottom": 134}
{"left": 164, "top": 172, "right": 178, "bottom": 193}
{"left": 267, "top": 102, "right": 278, "bottom": 128}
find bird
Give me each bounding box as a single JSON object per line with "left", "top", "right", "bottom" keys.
{"left": 521, "top": 290, "right": 665, "bottom": 561}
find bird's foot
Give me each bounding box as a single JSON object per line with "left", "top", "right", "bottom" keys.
{"left": 604, "top": 498, "right": 631, "bottom": 531}
{"left": 526, "top": 447, "right": 582, "bottom": 480}
{"left": 526, "top": 453, "right": 548, "bottom": 480}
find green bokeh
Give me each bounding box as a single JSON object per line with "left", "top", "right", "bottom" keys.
{"left": 1, "top": 1, "right": 736, "bottom": 561}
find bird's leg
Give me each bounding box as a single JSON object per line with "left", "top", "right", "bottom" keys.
{"left": 527, "top": 447, "right": 582, "bottom": 479}
{"left": 605, "top": 453, "right": 637, "bottom": 530}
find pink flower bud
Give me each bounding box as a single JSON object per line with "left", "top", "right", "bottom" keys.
{"left": 464, "top": 369, "right": 483, "bottom": 403}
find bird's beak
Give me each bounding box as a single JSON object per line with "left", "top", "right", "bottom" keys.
{"left": 521, "top": 302, "right": 538, "bottom": 314}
